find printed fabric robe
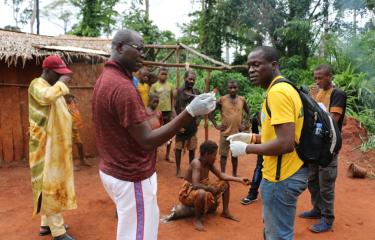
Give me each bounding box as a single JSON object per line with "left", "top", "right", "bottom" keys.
{"left": 28, "top": 77, "right": 77, "bottom": 217}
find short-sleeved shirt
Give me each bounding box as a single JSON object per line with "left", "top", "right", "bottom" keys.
{"left": 315, "top": 87, "right": 346, "bottom": 131}
{"left": 219, "top": 95, "right": 245, "bottom": 137}
{"left": 92, "top": 61, "right": 156, "bottom": 182}
{"left": 150, "top": 81, "right": 173, "bottom": 112}
{"left": 261, "top": 76, "right": 304, "bottom": 182}
{"left": 137, "top": 82, "right": 150, "bottom": 107}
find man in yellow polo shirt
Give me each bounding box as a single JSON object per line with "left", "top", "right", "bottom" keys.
{"left": 228, "top": 46, "right": 307, "bottom": 240}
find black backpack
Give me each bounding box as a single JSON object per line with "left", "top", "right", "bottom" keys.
{"left": 265, "top": 78, "right": 342, "bottom": 180}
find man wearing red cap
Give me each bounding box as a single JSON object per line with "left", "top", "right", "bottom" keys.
{"left": 28, "top": 55, "right": 76, "bottom": 240}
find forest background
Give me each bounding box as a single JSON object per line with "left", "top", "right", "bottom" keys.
{"left": 3, "top": 0, "right": 375, "bottom": 150}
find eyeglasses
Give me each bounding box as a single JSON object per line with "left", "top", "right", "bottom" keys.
{"left": 124, "top": 43, "right": 144, "bottom": 53}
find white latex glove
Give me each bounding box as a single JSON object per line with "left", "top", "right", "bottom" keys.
{"left": 227, "top": 132, "right": 252, "bottom": 144}
{"left": 186, "top": 93, "right": 216, "bottom": 117}
{"left": 229, "top": 140, "right": 248, "bottom": 157}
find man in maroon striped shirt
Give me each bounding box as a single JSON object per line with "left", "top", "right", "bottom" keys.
{"left": 92, "top": 29, "right": 216, "bottom": 240}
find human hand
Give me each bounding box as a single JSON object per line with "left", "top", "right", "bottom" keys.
{"left": 229, "top": 141, "right": 248, "bottom": 157}
{"left": 226, "top": 133, "right": 252, "bottom": 144}
{"left": 186, "top": 93, "right": 216, "bottom": 117}
{"left": 58, "top": 75, "right": 71, "bottom": 85}
{"left": 216, "top": 124, "right": 227, "bottom": 131}
{"left": 239, "top": 177, "right": 251, "bottom": 186}
{"left": 209, "top": 186, "right": 219, "bottom": 195}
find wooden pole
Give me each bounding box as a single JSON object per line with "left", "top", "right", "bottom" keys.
{"left": 143, "top": 61, "right": 236, "bottom": 70}
{"left": 175, "top": 47, "right": 180, "bottom": 88}
{"left": 204, "top": 70, "right": 211, "bottom": 141}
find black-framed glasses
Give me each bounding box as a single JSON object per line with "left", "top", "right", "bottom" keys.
{"left": 124, "top": 43, "right": 144, "bottom": 53}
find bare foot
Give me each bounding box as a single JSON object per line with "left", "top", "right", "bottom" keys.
{"left": 194, "top": 218, "right": 205, "bottom": 231}
{"left": 165, "top": 157, "right": 175, "bottom": 163}
{"left": 221, "top": 212, "right": 240, "bottom": 222}
{"left": 81, "top": 159, "right": 92, "bottom": 167}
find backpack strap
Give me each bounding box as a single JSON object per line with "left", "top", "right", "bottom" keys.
{"left": 265, "top": 78, "right": 297, "bottom": 181}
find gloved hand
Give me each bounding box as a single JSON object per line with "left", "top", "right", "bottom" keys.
{"left": 226, "top": 132, "right": 252, "bottom": 144}
{"left": 186, "top": 93, "right": 216, "bottom": 117}
{"left": 229, "top": 140, "right": 248, "bottom": 157}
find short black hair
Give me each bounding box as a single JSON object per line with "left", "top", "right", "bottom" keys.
{"left": 315, "top": 64, "right": 333, "bottom": 75}
{"left": 200, "top": 140, "right": 218, "bottom": 155}
{"left": 148, "top": 93, "right": 159, "bottom": 101}
{"left": 228, "top": 79, "right": 238, "bottom": 86}
{"left": 159, "top": 67, "right": 168, "bottom": 73}
{"left": 184, "top": 70, "right": 196, "bottom": 79}
{"left": 251, "top": 46, "right": 280, "bottom": 63}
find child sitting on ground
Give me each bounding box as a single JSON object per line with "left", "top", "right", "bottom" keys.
{"left": 179, "top": 140, "right": 250, "bottom": 231}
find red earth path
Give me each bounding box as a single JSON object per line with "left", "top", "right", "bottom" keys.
{"left": 1, "top": 122, "right": 374, "bottom": 240}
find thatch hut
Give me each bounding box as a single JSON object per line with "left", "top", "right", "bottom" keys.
{"left": 0, "top": 29, "right": 111, "bottom": 165}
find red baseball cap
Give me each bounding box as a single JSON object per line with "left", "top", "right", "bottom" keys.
{"left": 42, "top": 55, "right": 72, "bottom": 75}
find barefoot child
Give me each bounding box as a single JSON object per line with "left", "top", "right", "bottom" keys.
{"left": 179, "top": 140, "right": 250, "bottom": 231}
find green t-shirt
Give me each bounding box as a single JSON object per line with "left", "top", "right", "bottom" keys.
{"left": 150, "top": 81, "right": 173, "bottom": 112}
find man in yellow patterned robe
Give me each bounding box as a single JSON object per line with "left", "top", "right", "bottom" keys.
{"left": 28, "top": 55, "right": 76, "bottom": 240}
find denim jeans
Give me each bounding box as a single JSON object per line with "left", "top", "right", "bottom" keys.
{"left": 261, "top": 167, "right": 308, "bottom": 240}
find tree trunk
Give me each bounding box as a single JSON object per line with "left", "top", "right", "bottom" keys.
{"left": 30, "top": 0, "right": 37, "bottom": 33}
{"left": 145, "top": 0, "right": 149, "bottom": 19}
{"left": 353, "top": 8, "right": 357, "bottom": 36}
{"left": 36, "top": 0, "right": 40, "bottom": 34}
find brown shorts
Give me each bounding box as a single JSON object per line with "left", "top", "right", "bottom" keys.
{"left": 72, "top": 129, "right": 82, "bottom": 144}
{"left": 175, "top": 135, "right": 197, "bottom": 151}
{"left": 219, "top": 134, "right": 230, "bottom": 157}
{"left": 179, "top": 179, "right": 228, "bottom": 213}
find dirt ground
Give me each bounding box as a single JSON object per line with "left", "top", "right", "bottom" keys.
{"left": 1, "top": 121, "right": 375, "bottom": 240}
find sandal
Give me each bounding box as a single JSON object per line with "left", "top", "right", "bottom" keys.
{"left": 39, "top": 224, "right": 70, "bottom": 236}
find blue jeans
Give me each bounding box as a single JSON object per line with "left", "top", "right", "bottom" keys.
{"left": 261, "top": 167, "right": 308, "bottom": 240}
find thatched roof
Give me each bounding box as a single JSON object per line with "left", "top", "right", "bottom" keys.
{"left": 0, "top": 29, "right": 111, "bottom": 67}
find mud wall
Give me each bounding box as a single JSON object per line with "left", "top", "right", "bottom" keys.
{"left": 0, "top": 59, "right": 104, "bottom": 165}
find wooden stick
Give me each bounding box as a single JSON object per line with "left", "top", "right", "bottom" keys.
{"left": 176, "top": 47, "right": 180, "bottom": 88}
{"left": 179, "top": 42, "right": 228, "bottom": 68}
{"left": 145, "top": 44, "right": 179, "bottom": 49}
{"left": 159, "top": 49, "right": 175, "bottom": 63}
{"left": 143, "top": 61, "right": 229, "bottom": 70}
{"left": 204, "top": 70, "right": 212, "bottom": 141}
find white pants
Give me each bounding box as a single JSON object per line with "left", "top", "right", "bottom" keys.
{"left": 99, "top": 171, "right": 159, "bottom": 240}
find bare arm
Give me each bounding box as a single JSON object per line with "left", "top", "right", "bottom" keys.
{"left": 241, "top": 101, "right": 251, "bottom": 131}
{"left": 128, "top": 110, "right": 193, "bottom": 150}
{"left": 331, "top": 112, "right": 341, "bottom": 123}
{"left": 210, "top": 164, "right": 249, "bottom": 184}
{"left": 245, "top": 122, "right": 295, "bottom": 155}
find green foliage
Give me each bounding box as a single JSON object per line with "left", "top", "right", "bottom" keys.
{"left": 121, "top": 7, "right": 175, "bottom": 45}
{"left": 70, "top": 0, "right": 119, "bottom": 37}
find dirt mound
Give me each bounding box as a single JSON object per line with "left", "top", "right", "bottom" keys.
{"left": 342, "top": 117, "right": 368, "bottom": 147}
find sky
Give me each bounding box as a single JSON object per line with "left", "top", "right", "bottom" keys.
{"left": 0, "top": 0, "right": 198, "bottom": 37}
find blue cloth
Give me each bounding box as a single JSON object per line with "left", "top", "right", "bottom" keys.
{"left": 261, "top": 167, "right": 308, "bottom": 240}
{"left": 132, "top": 76, "right": 139, "bottom": 88}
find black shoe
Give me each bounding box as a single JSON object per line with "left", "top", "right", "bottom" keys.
{"left": 39, "top": 224, "right": 69, "bottom": 236}
{"left": 53, "top": 233, "right": 75, "bottom": 240}
{"left": 240, "top": 195, "right": 258, "bottom": 205}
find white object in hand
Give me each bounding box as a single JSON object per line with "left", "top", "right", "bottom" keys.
{"left": 227, "top": 132, "right": 252, "bottom": 144}
{"left": 229, "top": 140, "right": 248, "bottom": 157}
{"left": 186, "top": 93, "right": 216, "bottom": 117}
